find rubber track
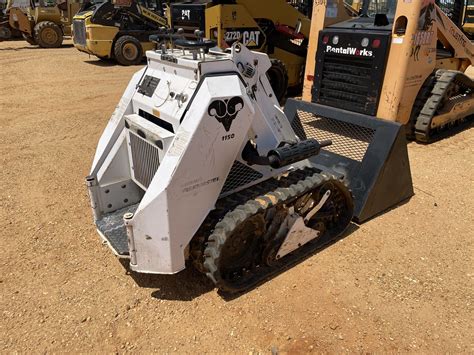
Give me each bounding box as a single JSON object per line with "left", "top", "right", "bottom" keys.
{"left": 407, "top": 73, "right": 437, "bottom": 139}
{"left": 190, "top": 168, "right": 316, "bottom": 273}
{"left": 414, "top": 69, "right": 474, "bottom": 142}
{"left": 198, "top": 168, "right": 349, "bottom": 293}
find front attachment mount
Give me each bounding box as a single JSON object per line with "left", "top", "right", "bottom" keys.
{"left": 284, "top": 99, "right": 414, "bottom": 223}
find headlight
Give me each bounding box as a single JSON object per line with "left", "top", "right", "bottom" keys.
{"left": 361, "top": 37, "right": 369, "bottom": 47}
{"left": 332, "top": 35, "right": 339, "bottom": 45}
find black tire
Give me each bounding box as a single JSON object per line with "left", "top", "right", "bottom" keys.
{"left": 266, "top": 58, "right": 289, "bottom": 105}
{"left": 22, "top": 33, "right": 37, "bottom": 45}
{"left": 34, "top": 21, "right": 63, "bottom": 48}
{"left": 113, "top": 35, "right": 143, "bottom": 66}
{"left": 407, "top": 72, "right": 437, "bottom": 139}
{"left": 0, "top": 26, "right": 12, "bottom": 40}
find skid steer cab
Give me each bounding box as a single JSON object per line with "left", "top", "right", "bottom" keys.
{"left": 72, "top": 0, "right": 170, "bottom": 65}
{"left": 304, "top": 0, "right": 473, "bottom": 143}
{"left": 86, "top": 34, "right": 358, "bottom": 293}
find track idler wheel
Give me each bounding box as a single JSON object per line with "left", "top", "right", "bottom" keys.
{"left": 203, "top": 170, "right": 353, "bottom": 293}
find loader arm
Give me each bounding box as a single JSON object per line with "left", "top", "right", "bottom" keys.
{"left": 8, "top": 6, "right": 33, "bottom": 35}
{"left": 436, "top": 4, "right": 473, "bottom": 67}
{"left": 137, "top": 4, "right": 167, "bottom": 27}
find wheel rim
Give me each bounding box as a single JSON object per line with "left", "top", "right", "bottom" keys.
{"left": 122, "top": 42, "right": 139, "bottom": 61}
{"left": 41, "top": 27, "right": 58, "bottom": 45}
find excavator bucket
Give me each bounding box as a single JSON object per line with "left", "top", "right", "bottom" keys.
{"left": 284, "top": 99, "right": 414, "bottom": 223}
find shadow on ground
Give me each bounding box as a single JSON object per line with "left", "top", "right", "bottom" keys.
{"left": 84, "top": 59, "right": 147, "bottom": 67}
{"left": 84, "top": 59, "right": 117, "bottom": 67}
{"left": 120, "top": 222, "right": 360, "bottom": 302}
{"left": 0, "top": 43, "right": 74, "bottom": 51}
{"left": 122, "top": 260, "right": 214, "bottom": 301}
{"left": 220, "top": 222, "right": 360, "bottom": 301}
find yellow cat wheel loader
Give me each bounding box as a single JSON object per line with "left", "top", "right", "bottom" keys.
{"left": 302, "top": 0, "right": 473, "bottom": 143}
{"left": 72, "top": 0, "right": 171, "bottom": 65}
{"left": 9, "top": 0, "right": 83, "bottom": 47}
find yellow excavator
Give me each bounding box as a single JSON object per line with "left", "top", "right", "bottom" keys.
{"left": 9, "top": 0, "right": 83, "bottom": 47}
{"left": 72, "top": 0, "right": 170, "bottom": 65}
{"left": 301, "top": 0, "right": 473, "bottom": 143}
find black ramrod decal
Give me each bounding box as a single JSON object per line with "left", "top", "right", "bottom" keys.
{"left": 208, "top": 97, "right": 244, "bottom": 132}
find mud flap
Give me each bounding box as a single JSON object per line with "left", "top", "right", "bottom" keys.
{"left": 284, "top": 99, "right": 414, "bottom": 223}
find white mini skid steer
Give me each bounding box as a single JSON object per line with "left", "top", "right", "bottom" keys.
{"left": 86, "top": 32, "right": 354, "bottom": 293}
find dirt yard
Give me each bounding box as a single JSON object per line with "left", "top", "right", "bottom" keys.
{"left": 1, "top": 39, "right": 473, "bottom": 353}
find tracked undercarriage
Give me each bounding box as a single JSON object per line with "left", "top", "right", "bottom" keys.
{"left": 414, "top": 70, "right": 474, "bottom": 143}
{"left": 191, "top": 168, "right": 353, "bottom": 293}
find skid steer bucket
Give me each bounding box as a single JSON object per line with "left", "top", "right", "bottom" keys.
{"left": 284, "top": 99, "right": 414, "bottom": 223}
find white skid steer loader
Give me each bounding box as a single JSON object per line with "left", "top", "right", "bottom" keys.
{"left": 86, "top": 30, "right": 389, "bottom": 293}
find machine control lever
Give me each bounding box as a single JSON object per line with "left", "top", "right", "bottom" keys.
{"left": 268, "top": 139, "right": 331, "bottom": 168}
{"left": 243, "top": 139, "right": 332, "bottom": 168}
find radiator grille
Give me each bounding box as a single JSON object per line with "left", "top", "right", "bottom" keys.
{"left": 129, "top": 132, "right": 161, "bottom": 189}
{"left": 73, "top": 19, "right": 86, "bottom": 46}
{"left": 318, "top": 54, "right": 375, "bottom": 115}
{"left": 291, "top": 109, "right": 375, "bottom": 162}
{"left": 221, "top": 161, "right": 263, "bottom": 195}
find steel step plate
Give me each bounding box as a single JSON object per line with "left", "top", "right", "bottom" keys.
{"left": 96, "top": 204, "right": 139, "bottom": 257}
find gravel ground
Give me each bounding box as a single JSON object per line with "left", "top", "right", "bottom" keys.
{"left": 0, "top": 40, "right": 473, "bottom": 353}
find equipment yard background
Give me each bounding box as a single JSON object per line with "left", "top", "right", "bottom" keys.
{"left": 1, "top": 40, "right": 473, "bottom": 353}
